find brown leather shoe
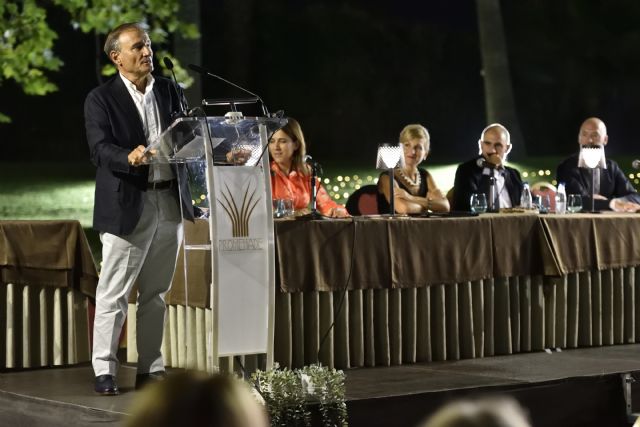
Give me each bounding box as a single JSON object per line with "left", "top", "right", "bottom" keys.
{"left": 135, "top": 371, "right": 167, "bottom": 390}
{"left": 95, "top": 375, "right": 119, "bottom": 395}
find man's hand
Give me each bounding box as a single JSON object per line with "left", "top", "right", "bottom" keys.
{"left": 485, "top": 153, "right": 502, "bottom": 167}
{"left": 610, "top": 198, "right": 640, "bottom": 212}
{"left": 128, "top": 145, "right": 148, "bottom": 166}
{"left": 225, "top": 147, "right": 253, "bottom": 165}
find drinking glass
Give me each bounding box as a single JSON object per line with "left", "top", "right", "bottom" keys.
{"left": 470, "top": 193, "right": 488, "bottom": 213}
{"left": 273, "top": 198, "right": 294, "bottom": 218}
{"left": 533, "top": 194, "right": 551, "bottom": 213}
{"left": 282, "top": 198, "right": 294, "bottom": 217}
{"left": 273, "top": 199, "right": 285, "bottom": 218}
{"left": 567, "top": 194, "right": 583, "bottom": 213}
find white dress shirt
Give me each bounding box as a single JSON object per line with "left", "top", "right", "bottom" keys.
{"left": 495, "top": 169, "right": 512, "bottom": 208}
{"left": 119, "top": 73, "right": 174, "bottom": 183}
{"left": 482, "top": 165, "right": 512, "bottom": 208}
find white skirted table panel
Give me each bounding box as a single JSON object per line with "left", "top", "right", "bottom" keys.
{"left": 273, "top": 269, "right": 638, "bottom": 369}
{"left": 1, "top": 282, "right": 91, "bottom": 368}
{"left": 126, "top": 304, "right": 263, "bottom": 374}
{"left": 124, "top": 267, "right": 638, "bottom": 370}
{"left": 123, "top": 214, "right": 640, "bottom": 370}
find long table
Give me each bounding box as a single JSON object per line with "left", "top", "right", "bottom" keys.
{"left": 3, "top": 215, "right": 636, "bottom": 371}
{"left": 134, "top": 212, "right": 640, "bottom": 371}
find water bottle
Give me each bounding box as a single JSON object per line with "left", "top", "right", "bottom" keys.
{"left": 520, "top": 182, "right": 532, "bottom": 209}
{"left": 556, "top": 182, "right": 566, "bottom": 214}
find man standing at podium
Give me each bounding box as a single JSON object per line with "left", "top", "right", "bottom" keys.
{"left": 84, "top": 22, "right": 192, "bottom": 395}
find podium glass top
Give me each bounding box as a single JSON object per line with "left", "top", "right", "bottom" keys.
{"left": 146, "top": 116, "right": 288, "bottom": 164}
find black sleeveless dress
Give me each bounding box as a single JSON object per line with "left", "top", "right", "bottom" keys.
{"left": 377, "top": 168, "right": 430, "bottom": 214}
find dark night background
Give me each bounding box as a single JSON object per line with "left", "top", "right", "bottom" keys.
{"left": 2, "top": 0, "right": 640, "bottom": 167}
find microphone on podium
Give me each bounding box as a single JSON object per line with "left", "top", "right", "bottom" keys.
{"left": 162, "top": 57, "right": 190, "bottom": 117}
{"left": 187, "top": 64, "right": 269, "bottom": 116}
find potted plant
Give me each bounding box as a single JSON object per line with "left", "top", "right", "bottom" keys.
{"left": 251, "top": 364, "right": 348, "bottom": 427}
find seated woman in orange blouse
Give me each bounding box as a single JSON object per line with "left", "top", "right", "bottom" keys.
{"left": 269, "top": 118, "right": 349, "bottom": 218}
{"left": 378, "top": 124, "right": 450, "bottom": 214}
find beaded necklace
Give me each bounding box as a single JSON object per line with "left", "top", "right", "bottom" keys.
{"left": 395, "top": 167, "right": 422, "bottom": 195}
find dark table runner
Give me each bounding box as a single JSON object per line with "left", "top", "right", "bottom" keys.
{"left": 0, "top": 220, "right": 98, "bottom": 298}
{"left": 165, "top": 213, "right": 640, "bottom": 307}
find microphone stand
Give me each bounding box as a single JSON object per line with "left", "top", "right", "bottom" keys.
{"left": 310, "top": 162, "right": 321, "bottom": 218}
{"left": 188, "top": 63, "right": 269, "bottom": 116}
{"left": 488, "top": 172, "right": 496, "bottom": 212}
{"left": 163, "top": 57, "right": 190, "bottom": 116}
{"left": 297, "top": 160, "right": 324, "bottom": 220}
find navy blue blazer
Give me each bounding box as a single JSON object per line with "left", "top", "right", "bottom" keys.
{"left": 84, "top": 75, "right": 193, "bottom": 235}
{"left": 452, "top": 156, "right": 523, "bottom": 212}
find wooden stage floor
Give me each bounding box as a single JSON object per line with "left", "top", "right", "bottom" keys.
{"left": 2, "top": 345, "right": 640, "bottom": 426}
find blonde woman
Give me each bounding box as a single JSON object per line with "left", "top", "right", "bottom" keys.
{"left": 377, "top": 124, "right": 450, "bottom": 214}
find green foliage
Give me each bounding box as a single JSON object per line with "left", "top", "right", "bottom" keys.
{"left": 251, "top": 364, "right": 348, "bottom": 427}
{"left": 1, "top": 0, "right": 63, "bottom": 94}
{"left": 253, "top": 366, "right": 310, "bottom": 426}
{"left": 299, "top": 365, "right": 348, "bottom": 427}
{"left": 0, "top": 0, "right": 199, "bottom": 121}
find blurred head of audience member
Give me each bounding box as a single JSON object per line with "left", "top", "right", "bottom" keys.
{"left": 419, "top": 396, "right": 531, "bottom": 427}
{"left": 126, "top": 372, "right": 268, "bottom": 427}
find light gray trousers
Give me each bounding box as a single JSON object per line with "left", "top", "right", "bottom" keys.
{"left": 92, "top": 188, "right": 182, "bottom": 377}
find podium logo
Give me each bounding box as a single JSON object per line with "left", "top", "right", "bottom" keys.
{"left": 218, "top": 180, "right": 261, "bottom": 238}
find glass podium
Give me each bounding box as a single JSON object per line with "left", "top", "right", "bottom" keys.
{"left": 145, "top": 114, "right": 287, "bottom": 371}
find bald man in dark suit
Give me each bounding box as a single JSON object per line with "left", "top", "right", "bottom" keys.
{"left": 556, "top": 117, "right": 636, "bottom": 211}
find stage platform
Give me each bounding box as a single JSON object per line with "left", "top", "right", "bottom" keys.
{"left": 2, "top": 345, "right": 640, "bottom": 426}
